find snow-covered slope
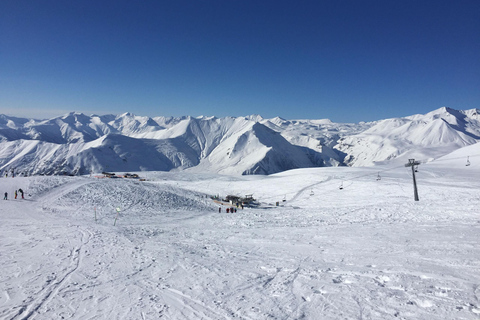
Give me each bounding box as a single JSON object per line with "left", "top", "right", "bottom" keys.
{"left": 0, "top": 107, "right": 479, "bottom": 175}
{"left": 1, "top": 159, "right": 480, "bottom": 319}
{"left": 336, "top": 107, "right": 480, "bottom": 166}
{"left": 192, "top": 122, "right": 321, "bottom": 175}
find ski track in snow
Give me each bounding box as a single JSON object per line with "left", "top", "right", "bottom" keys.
{"left": 12, "top": 228, "right": 91, "bottom": 320}
{"left": 1, "top": 163, "right": 480, "bottom": 319}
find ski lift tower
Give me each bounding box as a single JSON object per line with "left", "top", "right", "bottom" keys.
{"left": 405, "top": 159, "right": 420, "bottom": 201}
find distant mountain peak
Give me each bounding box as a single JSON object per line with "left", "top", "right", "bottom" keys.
{"left": 0, "top": 107, "right": 479, "bottom": 175}
{"left": 337, "top": 106, "right": 480, "bottom": 166}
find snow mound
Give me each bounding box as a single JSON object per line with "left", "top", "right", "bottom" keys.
{"left": 29, "top": 176, "right": 215, "bottom": 220}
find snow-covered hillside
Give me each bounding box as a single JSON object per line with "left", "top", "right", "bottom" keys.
{"left": 336, "top": 107, "right": 480, "bottom": 166}
{"left": 1, "top": 153, "right": 479, "bottom": 319}
{"left": 0, "top": 107, "right": 479, "bottom": 175}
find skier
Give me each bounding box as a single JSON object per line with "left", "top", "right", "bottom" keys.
{"left": 4, "top": 192, "right": 7, "bottom": 200}
{"left": 19, "top": 188, "right": 24, "bottom": 199}
{"left": 218, "top": 207, "right": 221, "bottom": 213}
{"left": 15, "top": 190, "right": 17, "bottom": 199}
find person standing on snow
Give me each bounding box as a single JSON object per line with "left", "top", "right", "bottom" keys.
{"left": 4, "top": 192, "right": 7, "bottom": 200}
{"left": 14, "top": 190, "right": 17, "bottom": 199}
{"left": 18, "top": 188, "right": 24, "bottom": 199}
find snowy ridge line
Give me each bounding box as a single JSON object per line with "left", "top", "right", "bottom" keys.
{"left": 1, "top": 106, "right": 480, "bottom": 175}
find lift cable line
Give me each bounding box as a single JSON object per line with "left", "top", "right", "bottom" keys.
{"left": 405, "top": 159, "right": 421, "bottom": 201}
{"left": 414, "top": 153, "right": 480, "bottom": 165}
{"left": 260, "top": 163, "right": 408, "bottom": 202}
{"left": 257, "top": 152, "right": 480, "bottom": 203}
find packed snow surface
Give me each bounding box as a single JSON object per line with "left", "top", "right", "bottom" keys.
{"left": 1, "top": 153, "right": 480, "bottom": 319}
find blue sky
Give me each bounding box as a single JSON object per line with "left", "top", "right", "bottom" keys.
{"left": 1, "top": 0, "right": 479, "bottom": 122}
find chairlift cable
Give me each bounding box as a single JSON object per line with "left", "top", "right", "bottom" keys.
{"left": 254, "top": 152, "right": 480, "bottom": 201}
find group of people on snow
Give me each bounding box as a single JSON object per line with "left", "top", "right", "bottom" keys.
{"left": 3, "top": 188, "right": 24, "bottom": 200}
{"left": 218, "top": 206, "right": 243, "bottom": 213}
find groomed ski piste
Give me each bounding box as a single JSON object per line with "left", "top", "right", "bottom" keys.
{"left": 1, "top": 149, "right": 480, "bottom": 319}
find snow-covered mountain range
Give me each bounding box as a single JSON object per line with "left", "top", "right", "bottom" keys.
{"left": 0, "top": 107, "right": 479, "bottom": 175}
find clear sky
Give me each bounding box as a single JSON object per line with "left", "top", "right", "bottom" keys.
{"left": 1, "top": 0, "right": 479, "bottom": 123}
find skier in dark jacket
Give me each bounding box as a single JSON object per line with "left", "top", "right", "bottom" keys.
{"left": 4, "top": 192, "right": 7, "bottom": 200}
